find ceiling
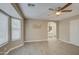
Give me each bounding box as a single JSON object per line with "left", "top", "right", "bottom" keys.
{"left": 0, "top": 3, "right": 79, "bottom": 21}
{"left": 0, "top": 3, "right": 22, "bottom": 19}
{"left": 19, "top": 3, "right": 79, "bottom": 21}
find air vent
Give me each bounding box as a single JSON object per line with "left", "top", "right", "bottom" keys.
{"left": 27, "top": 3, "right": 35, "bottom": 7}
{"left": 49, "top": 8, "right": 54, "bottom": 11}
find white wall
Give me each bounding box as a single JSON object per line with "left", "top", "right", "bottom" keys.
{"left": 70, "top": 20, "right": 79, "bottom": 46}
{"left": 59, "top": 15, "right": 79, "bottom": 46}
{"left": 25, "top": 19, "right": 48, "bottom": 42}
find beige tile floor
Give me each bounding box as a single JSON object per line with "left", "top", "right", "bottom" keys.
{"left": 8, "top": 40, "right": 79, "bottom": 55}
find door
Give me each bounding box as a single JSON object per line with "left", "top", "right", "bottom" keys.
{"left": 70, "top": 20, "right": 79, "bottom": 46}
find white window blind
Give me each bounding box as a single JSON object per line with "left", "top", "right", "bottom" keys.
{"left": 12, "top": 18, "right": 21, "bottom": 41}
{"left": 0, "top": 12, "right": 8, "bottom": 45}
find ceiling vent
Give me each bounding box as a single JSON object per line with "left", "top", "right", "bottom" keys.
{"left": 27, "top": 3, "right": 35, "bottom": 7}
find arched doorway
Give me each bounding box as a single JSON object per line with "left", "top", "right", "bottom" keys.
{"left": 48, "top": 22, "right": 57, "bottom": 40}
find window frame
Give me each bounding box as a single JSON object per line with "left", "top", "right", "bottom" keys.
{"left": 11, "top": 17, "right": 22, "bottom": 41}
{"left": 0, "top": 9, "right": 23, "bottom": 47}
{"left": 0, "top": 11, "right": 9, "bottom": 47}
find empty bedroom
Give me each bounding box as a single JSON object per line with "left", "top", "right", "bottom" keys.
{"left": 0, "top": 3, "right": 79, "bottom": 55}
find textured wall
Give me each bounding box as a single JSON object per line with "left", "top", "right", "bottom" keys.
{"left": 25, "top": 20, "right": 48, "bottom": 42}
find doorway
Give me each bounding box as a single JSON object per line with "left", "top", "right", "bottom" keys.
{"left": 48, "top": 22, "right": 57, "bottom": 40}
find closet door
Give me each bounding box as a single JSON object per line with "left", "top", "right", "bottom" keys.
{"left": 70, "top": 20, "right": 79, "bottom": 46}
{"left": 0, "top": 12, "right": 8, "bottom": 46}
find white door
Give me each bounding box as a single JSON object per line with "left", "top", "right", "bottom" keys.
{"left": 70, "top": 20, "right": 79, "bottom": 46}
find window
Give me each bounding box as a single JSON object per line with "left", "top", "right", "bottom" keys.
{"left": 0, "top": 12, "right": 8, "bottom": 45}
{"left": 11, "top": 18, "right": 21, "bottom": 41}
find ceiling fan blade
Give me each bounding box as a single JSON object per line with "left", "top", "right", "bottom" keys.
{"left": 62, "top": 10, "right": 72, "bottom": 12}
{"left": 58, "top": 3, "right": 72, "bottom": 11}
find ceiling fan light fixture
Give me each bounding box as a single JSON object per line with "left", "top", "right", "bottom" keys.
{"left": 56, "top": 11, "right": 62, "bottom": 16}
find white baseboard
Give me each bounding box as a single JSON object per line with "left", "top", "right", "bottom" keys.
{"left": 59, "top": 39, "right": 70, "bottom": 44}
{"left": 3, "top": 40, "right": 48, "bottom": 55}
{"left": 4, "top": 44, "right": 24, "bottom": 55}
{"left": 60, "top": 40, "right": 79, "bottom": 47}
{"left": 0, "top": 42, "right": 8, "bottom": 48}
{"left": 24, "top": 40, "right": 48, "bottom": 43}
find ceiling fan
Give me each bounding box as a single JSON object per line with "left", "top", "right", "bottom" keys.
{"left": 49, "top": 3, "right": 72, "bottom": 16}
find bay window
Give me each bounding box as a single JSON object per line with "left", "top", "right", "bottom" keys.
{"left": 11, "top": 18, "right": 21, "bottom": 41}
{"left": 0, "top": 12, "right": 8, "bottom": 46}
